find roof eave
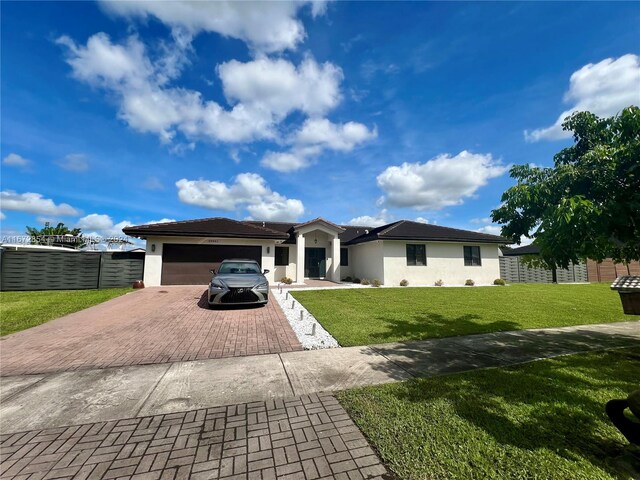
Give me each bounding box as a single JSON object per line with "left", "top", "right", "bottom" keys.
{"left": 348, "top": 235, "right": 508, "bottom": 245}
{"left": 121, "top": 229, "right": 288, "bottom": 240}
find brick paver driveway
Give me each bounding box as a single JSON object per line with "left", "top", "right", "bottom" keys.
{"left": 0, "top": 393, "right": 388, "bottom": 480}
{"left": 0, "top": 287, "right": 302, "bottom": 376}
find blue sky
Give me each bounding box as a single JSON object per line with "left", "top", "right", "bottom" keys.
{"left": 1, "top": 1, "right": 639, "bottom": 243}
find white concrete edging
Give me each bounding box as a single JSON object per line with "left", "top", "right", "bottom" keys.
{"left": 272, "top": 286, "right": 340, "bottom": 350}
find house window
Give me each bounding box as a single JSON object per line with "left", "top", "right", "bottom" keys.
{"left": 275, "top": 246, "right": 289, "bottom": 266}
{"left": 340, "top": 248, "right": 349, "bottom": 266}
{"left": 406, "top": 244, "right": 426, "bottom": 266}
{"left": 464, "top": 246, "right": 482, "bottom": 266}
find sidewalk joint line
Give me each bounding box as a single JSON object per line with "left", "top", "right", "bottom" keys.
{"left": 133, "top": 363, "right": 173, "bottom": 418}
{"left": 278, "top": 353, "right": 297, "bottom": 396}
{"left": 0, "top": 373, "right": 52, "bottom": 403}
{"left": 366, "top": 346, "right": 417, "bottom": 378}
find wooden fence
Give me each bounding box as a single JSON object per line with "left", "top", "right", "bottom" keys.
{"left": 499, "top": 256, "right": 588, "bottom": 283}
{"left": 586, "top": 259, "right": 640, "bottom": 282}
{"left": 0, "top": 250, "right": 144, "bottom": 291}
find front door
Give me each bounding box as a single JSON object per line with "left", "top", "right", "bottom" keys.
{"left": 305, "top": 248, "right": 326, "bottom": 278}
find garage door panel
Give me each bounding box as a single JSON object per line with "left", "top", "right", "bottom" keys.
{"left": 161, "top": 244, "right": 262, "bottom": 285}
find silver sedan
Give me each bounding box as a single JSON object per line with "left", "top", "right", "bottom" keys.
{"left": 208, "top": 259, "right": 269, "bottom": 307}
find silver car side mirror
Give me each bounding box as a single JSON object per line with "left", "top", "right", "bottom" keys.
{"left": 263, "top": 269, "right": 270, "bottom": 274}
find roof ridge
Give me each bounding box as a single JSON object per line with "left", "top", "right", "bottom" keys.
{"left": 246, "top": 220, "right": 295, "bottom": 226}
{"left": 396, "top": 220, "right": 505, "bottom": 241}
{"left": 130, "top": 216, "right": 228, "bottom": 229}
{"left": 294, "top": 217, "right": 346, "bottom": 231}
{"left": 239, "top": 219, "right": 290, "bottom": 236}
{"left": 378, "top": 220, "right": 405, "bottom": 236}
{"left": 341, "top": 224, "right": 373, "bottom": 229}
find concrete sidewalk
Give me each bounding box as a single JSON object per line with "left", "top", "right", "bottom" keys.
{"left": 1, "top": 320, "right": 638, "bottom": 434}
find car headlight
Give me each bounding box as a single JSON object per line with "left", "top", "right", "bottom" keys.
{"left": 211, "top": 279, "right": 226, "bottom": 288}
{"left": 254, "top": 281, "right": 269, "bottom": 289}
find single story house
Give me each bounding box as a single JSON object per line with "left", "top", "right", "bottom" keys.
{"left": 123, "top": 217, "right": 508, "bottom": 287}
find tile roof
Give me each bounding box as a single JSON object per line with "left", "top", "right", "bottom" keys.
{"left": 501, "top": 244, "right": 541, "bottom": 256}
{"left": 123, "top": 217, "right": 288, "bottom": 239}
{"left": 293, "top": 217, "right": 346, "bottom": 232}
{"left": 611, "top": 275, "right": 640, "bottom": 290}
{"left": 345, "top": 220, "right": 508, "bottom": 245}
{"left": 124, "top": 217, "right": 508, "bottom": 244}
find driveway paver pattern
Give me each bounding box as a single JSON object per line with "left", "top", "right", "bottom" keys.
{"left": 0, "top": 393, "right": 389, "bottom": 480}
{"left": 0, "top": 287, "right": 302, "bottom": 377}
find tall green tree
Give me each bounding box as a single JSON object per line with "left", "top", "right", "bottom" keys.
{"left": 492, "top": 106, "right": 640, "bottom": 269}
{"left": 25, "top": 222, "right": 85, "bottom": 249}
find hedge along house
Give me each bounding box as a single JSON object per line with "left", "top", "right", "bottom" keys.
{"left": 123, "top": 217, "right": 508, "bottom": 287}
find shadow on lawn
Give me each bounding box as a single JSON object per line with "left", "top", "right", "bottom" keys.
{"left": 391, "top": 346, "right": 640, "bottom": 478}
{"left": 369, "top": 312, "right": 521, "bottom": 342}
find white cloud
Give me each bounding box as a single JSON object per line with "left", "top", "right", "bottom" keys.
{"left": 2, "top": 153, "right": 30, "bottom": 168}
{"left": 77, "top": 214, "right": 176, "bottom": 237}
{"left": 219, "top": 57, "right": 343, "bottom": 117}
{"left": 56, "top": 153, "right": 89, "bottom": 172}
{"left": 347, "top": 209, "right": 392, "bottom": 227}
{"left": 470, "top": 217, "right": 492, "bottom": 225}
{"left": 294, "top": 118, "right": 377, "bottom": 151}
{"left": 261, "top": 150, "right": 313, "bottom": 173}
{"left": 58, "top": 33, "right": 272, "bottom": 144}
{"left": 519, "top": 237, "right": 534, "bottom": 246}
{"left": 146, "top": 218, "right": 176, "bottom": 225}
{"left": 57, "top": 33, "right": 152, "bottom": 86}
{"left": 377, "top": 151, "right": 508, "bottom": 210}
{"left": 0, "top": 211, "right": 6, "bottom": 221}
{"left": 245, "top": 195, "right": 305, "bottom": 222}
{"left": 229, "top": 149, "right": 241, "bottom": 164}
{"left": 58, "top": 34, "right": 348, "bottom": 147}
{"left": 176, "top": 173, "right": 304, "bottom": 222}
{"left": 77, "top": 213, "right": 114, "bottom": 231}
{"left": 100, "top": 0, "right": 326, "bottom": 54}
{"left": 168, "top": 142, "right": 195, "bottom": 156}
{"left": 415, "top": 217, "right": 429, "bottom": 224}
{"left": 0, "top": 191, "right": 80, "bottom": 216}
{"left": 525, "top": 54, "right": 640, "bottom": 141}
{"left": 475, "top": 225, "right": 502, "bottom": 236}
{"left": 261, "top": 118, "right": 376, "bottom": 172}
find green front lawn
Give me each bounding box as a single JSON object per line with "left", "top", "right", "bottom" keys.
{"left": 292, "top": 283, "right": 633, "bottom": 346}
{"left": 0, "top": 288, "right": 131, "bottom": 336}
{"left": 338, "top": 347, "right": 640, "bottom": 480}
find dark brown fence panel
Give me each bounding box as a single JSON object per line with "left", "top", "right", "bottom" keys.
{"left": 499, "top": 256, "right": 520, "bottom": 283}
{"left": 0, "top": 250, "right": 145, "bottom": 291}
{"left": 98, "top": 251, "right": 145, "bottom": 288}
{"left": 0, "top": 250, "right": 100, "bottom": 291}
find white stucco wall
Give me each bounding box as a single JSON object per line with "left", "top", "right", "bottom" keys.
{"left": 142, "top": 234, "right": 501, "bottom": 287}
{"left": 142, "top": 236, "right": 278, "bottom": 286}
{"left": 382, "top": 241, "right": 501, "bottom": 286}
{"left": 350, "top": 241, "right": 384, "bottom": 283}
{"left": 339, "top": 247, "right": 353, "bottom": 279}
{"left": 273, "top": 244, "right": 297, "bottom": 282}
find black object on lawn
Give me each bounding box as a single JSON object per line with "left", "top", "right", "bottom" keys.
{"left": 606, "top": 389, "right": 640, "bottom": 445}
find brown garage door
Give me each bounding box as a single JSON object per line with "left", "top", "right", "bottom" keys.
{"left": 161, "top": 244, "right": 262, "bottom": 285}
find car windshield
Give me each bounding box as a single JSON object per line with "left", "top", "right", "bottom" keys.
{"left": 218, "top": 262, "right": 261, "bottom": 274}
